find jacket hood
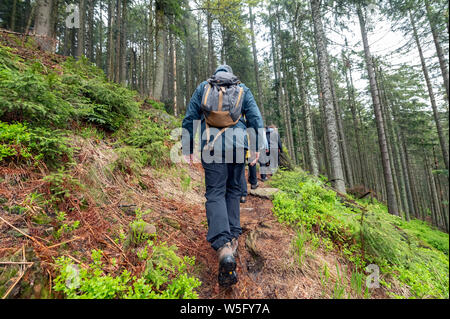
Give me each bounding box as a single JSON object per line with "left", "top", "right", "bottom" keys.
{"left": 214, "top": 64, "right": 233, "bottom": 75}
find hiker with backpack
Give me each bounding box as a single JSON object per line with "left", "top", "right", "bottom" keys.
{"left": 239, "top": 120, "right": 268, "bottom": 204}
{"left": 260, "top": 125, "right": 283, "bottom": 181}
{"left": 181, "top": 65, "right": 264, "bottom": 287}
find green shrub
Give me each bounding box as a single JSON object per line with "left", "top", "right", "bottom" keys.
{"left": 43, "top": 168, "right": 83, "bottom": 202}
{"left": 0, "top": 46, "right": 139, "bottom": 132}
{"left": 270, "top": 169, "right": 449, "bottom": 299}
{"left": 114, "top": 112, "right": 173, "bottom": 168}
{"left": 0, "top": 122, "right": 72, "bottom": 167}
{"left": 110, "top": 146, "right": 145, "bottom": 176}
{"left": 0, "top": 60, "right": 73, "bottom": 126}
{"left": 53, "top": 242, "right": 201, "bottom": 299}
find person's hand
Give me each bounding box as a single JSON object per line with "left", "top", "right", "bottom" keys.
{"left": 183, "top": 153, "right": 194, "bottom": 166}
{"left": 249, "top": 151, "right": 260, "bottom": 166}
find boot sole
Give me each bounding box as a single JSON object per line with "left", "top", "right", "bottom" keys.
{"left": 218, "top": 255, "right": 238, "bottom": 287}
{"left": 218, "top": 271, "right": 238, "bottom": 287}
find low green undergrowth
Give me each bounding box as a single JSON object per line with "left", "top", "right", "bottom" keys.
{"left": 270, "top": 169, "right": 449, "bottom": 299}
{"left": 112, "top": 110, "right": 177, "bottom": 170}
{"left": 53, "top": 241, "right": 201, "bottom": 299}
{"left": 0, "top": 44, "right": 139, "bottom": 131}
{"left": 0, "top": 43, "right": 176, "bottom": 171}
{"left": 0, "top": 121, "right": 72, "bottom": 167}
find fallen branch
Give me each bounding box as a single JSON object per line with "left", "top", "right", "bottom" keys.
{"left": 0, "top": 215, "right": 47, "bottom": 249}
{"left": 46, "top": 236, "right": 82, "bottom": 249}
{"left": 0, "top": 261, "right": 34, "bottom": 265}
{"left": 1, "top": 263, "right": 33, "bottom": 299}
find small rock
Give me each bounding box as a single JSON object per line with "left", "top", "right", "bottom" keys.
{"left": 248, "top": 187, "right": 280, "bottom": 200}
{"left": 161, "top": 217, "right": 181, "bottom": 230}
{"left": 118, "top": 204, "right": 137, "bottom": 216}
{"left": 126, "top": 221, "right": 157, "bottom": 247}
{"left": 8, "top": 228, "right": 29, "bottom": 238}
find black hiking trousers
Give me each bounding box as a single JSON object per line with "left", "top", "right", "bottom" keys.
{"left": 240, "top": 160, "right": 258, "bottom": 197}
{"left": 202, "top": 159, "right": 244, "bottom": 251}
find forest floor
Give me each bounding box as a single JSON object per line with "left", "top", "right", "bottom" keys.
{"left": 0, "top": 29, "right": 386, "bottom": 298}
{"left": 1, "top": 30, "right": 447, "bottom": 299}
{"left": 139, "top": 166, "right": 388, "bottom": 299}
{"left": 0, "top": 152, "right": 385, "bottom": 299}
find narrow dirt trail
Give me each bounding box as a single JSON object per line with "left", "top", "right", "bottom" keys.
{"left": 161, "top": 168, "right": 337, "bottom": 299}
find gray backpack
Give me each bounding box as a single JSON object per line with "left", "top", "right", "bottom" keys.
{"left": 201, "top": 71, "right": 244, "bottom": 129}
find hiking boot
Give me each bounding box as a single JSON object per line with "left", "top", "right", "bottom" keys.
{"left": 251, "top": 183, "right": 259, "bottom": 190}
{"left": 261, "top": 176, "right": 268, "bottom": 182}
{"left": 231, "top": 237, "right": 238, "bottom": 256}
{"left": 217, "top": 242, "right": 238, "bottom": 287}
{"left": 240, "top": 196, "right": 247, "bottom": 203}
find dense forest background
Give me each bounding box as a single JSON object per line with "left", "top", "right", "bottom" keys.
{"left": 0, "top": 0, "right": 448, "bottom": 232}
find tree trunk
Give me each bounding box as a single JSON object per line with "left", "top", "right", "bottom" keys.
{"left": 295, "top": 20, "right": 318, "bottom": 176}
{"left": 206, "top": 0, "right": 214, "bottom": 75}
{"left": 86, "top": 0, "right": 94, "bottom": 61}
{"left": 402, "top": 133, "right": 420, "bottom": 219}
{"left": 276, "top": 8, "right": 296, "bottom": 163}
{"left": 34, "top": 0, "right": 54, "bottom": 52}
{"left": 432, "top": 145, "right": 449, "bottom": 231}
{"left": 310, "top": 0, "right": 346, "bottom": 193}
{"left": 357, "top": 5, "right": 398, "bottom": 214}
{"left": 77, "top": 0, "right": 86, "bottom": 58}
{"left": 107, "top": 0, "right": 113, "bottom": 79}
{"left": 148, "top": 1, "right": 154, "bottom": 97}
{"left": 120, "top": 0, "right": 128, "bottom": 85}
{"left": 114, "top": 0, "right": 121, "bottom": 82}
{"left": 425, "top": 0, "right": 450, "bottom": 103}
{"left": 153, "top": 2, "right": 165, "bottom": 100}
{"left": 11, "top": 0, "right": 17, "bottom": 31}
{"left": 424, "top": 153, "right": 441, "bottom": 227}
{"left": 249, "top": 5, "right": 265, "bottom": 119}
{"left": 343, "top": 51, "right": 365, "bottom": 186}
{"left": 410, "top": 11, "right": 449, "bottom": 171}
{"left": 97, "top": 1, "right": 103, "bottom": 69}
{"left": 329, "top": 65, "right": 353, "bottom": 187}
{"left": 172, "top": 28, "right": 178, "bottom": 116}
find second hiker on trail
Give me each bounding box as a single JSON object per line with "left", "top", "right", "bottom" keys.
{"left": 181, "top": 64, "right": 264, "bottom": 287}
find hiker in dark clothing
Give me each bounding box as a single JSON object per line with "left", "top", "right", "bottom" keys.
{"left": 260, "top": 125, "right": 283, "bottom": 181}
{"left": 181, "top": 65, "right": 264, "bottom": 287}
{"left": 239, "top": 149, "right": 261, "bottom": 203}
{"left": 240, "top": 128, "right": 268, "bottom": 203}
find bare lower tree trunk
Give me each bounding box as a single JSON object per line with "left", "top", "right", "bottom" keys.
{"left": 310, "top": 0, "right": 346, "bottom": 193}
{"left": 148, "top": 1, "right": 154, "bottom": 97}
{"left": 153, "top": 2, "right": 165, "bottom": 100}
{"left": 107, "top": 0, "right": 113, "bottom": 79}
{"left": 11, "top": 0, "right": 17, "bottom": 31}
{"left": 206, "top": 0, "right": 214, "bottom": 75}
{"left": 358, "top": 4, "right": 398, "bottom": 214}
{"left": 433, "top": 146, "right": 449, "bottom": 231}
{"left": 329, "top": 65, "right": 353, "bottom": 187}
{"left": 77, "top": 0, "right": 86, "bottom": 57}
{"left": 424, "top": 152, "right": 441, "bottom": 227}
{"left": 343, "top": 51, "right": 365, "bottom": 186}
{"left": 425, "top": 0, "right": 449, "bottom": 103}
{"left": 172, "top": 31, "right": 177, "bottom": 116}
{"left": 402, "top": 133, "right": 420, "bottom": 219}
{"left": 86, "top": 0, "right": 94, "bottom": 61}
{"left": 249, "top": 5, "right": 265, "bottom": 119}
{"left": 114, "top": 0, "right": 121, "bottom": 82}
{"left": 294, "top": 20, "right": 318, "bottom": 176}
{"left": 35, "top": 0, "right": 55, "bottom": 52}
{"left": 410, "top": 11, "right": 449, "bottom": 171}
{"left": 396, "top": 125, "right": 414, "bottom": 219}
{"left": 120, "top": 0, "right": 127, "bottom": 85}
{"left": 97, "top": 1, "right": 104, "bottom": 69}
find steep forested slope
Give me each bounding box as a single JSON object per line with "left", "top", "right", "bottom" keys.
{"left": 0, "top": 32, "right": 448, "bottom": 300}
